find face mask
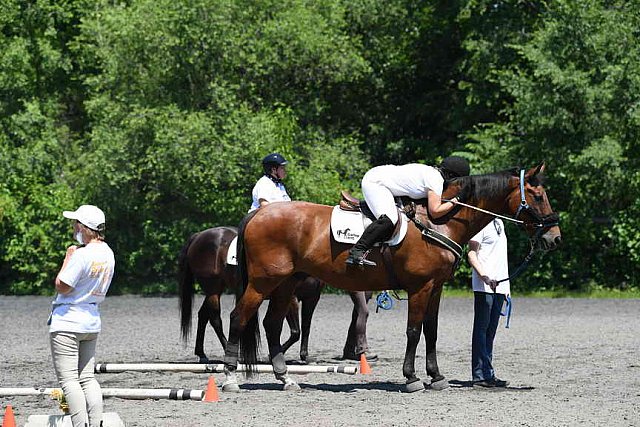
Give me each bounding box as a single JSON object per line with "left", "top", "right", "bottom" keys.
{"left": 75, "top": 231, "right": 84, "bottom": 245}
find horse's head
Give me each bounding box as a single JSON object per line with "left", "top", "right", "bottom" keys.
{"left": 507, "top": 163, "right": 562, "bottom": 251}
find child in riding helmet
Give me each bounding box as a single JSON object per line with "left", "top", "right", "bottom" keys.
{"left": 346, "top": 156, "right": 471, "bottom": 266}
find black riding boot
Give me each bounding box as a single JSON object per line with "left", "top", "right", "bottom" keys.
{"left": 345, "top": 215, "right": 395, "bottom": 267}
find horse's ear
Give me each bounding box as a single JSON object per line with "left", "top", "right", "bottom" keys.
{"left": 527, "top": 162, "right": 545, "bottom": 177}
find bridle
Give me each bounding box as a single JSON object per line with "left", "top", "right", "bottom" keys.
{"left": 445, "top": 169, "right": 560, "bottom": 284}
{"left": 513, "top": 169, "right": 560, "bottom": 242}
{"left": 447, "top": 169, "right": 559, "bottom": 240}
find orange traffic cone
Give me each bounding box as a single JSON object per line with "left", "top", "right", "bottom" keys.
{"left": 359, "top": 353, "right": 372, "bottom": 375}
{"left": 2, "top": 404, "right": 16, "bottom": 427}
{"left": 203, "top": 376, "right": 219, "bottom": 402}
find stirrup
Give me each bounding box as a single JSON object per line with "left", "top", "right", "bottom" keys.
{"left": 345, "top": 250, "right": 377, "bottom": 267}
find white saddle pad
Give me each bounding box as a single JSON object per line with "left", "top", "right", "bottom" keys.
{"left": 330, "top": 206, "right": 408, "bottom": 246}
{"left": 226, "top": 236, "right": 239, "bottom": 265}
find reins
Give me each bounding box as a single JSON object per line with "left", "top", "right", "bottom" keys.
{"left": 442, "top": 199, "right": 524, "bottom": 225}
{"left": 375, "top": 169, "right": 559, "bottom": 313}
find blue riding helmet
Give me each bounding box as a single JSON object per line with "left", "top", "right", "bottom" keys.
{"left": 262, "top": 153, "right": 288, "bottom": 171}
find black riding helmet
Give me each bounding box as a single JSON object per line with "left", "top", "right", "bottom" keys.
{"left": 440, "top": 156, "right": 470, "bottom": 179}
{"left": 262, "top": 152, "right": 288, "bottom": 174}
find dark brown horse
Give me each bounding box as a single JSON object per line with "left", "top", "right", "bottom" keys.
{"left": 220, "top": 164, "right": 561, "bottom": 392}
{"left": 178, "top": 226, "right": 373, "bottom": 363}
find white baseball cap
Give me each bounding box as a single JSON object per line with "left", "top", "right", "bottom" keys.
{"left": 62, "top": 205, "right": 106, "bottom": 231}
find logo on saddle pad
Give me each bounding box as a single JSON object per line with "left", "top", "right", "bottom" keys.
{"left": 336, "top": 227, "right": 359, "bottom": 241}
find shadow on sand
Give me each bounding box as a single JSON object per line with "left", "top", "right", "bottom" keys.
{"left": 448, "top": 379, "right": 535, "bottom": 392}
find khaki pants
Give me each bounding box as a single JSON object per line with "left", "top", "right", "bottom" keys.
{"left": 50, "top": 331, "right": 102, "bottom": 427}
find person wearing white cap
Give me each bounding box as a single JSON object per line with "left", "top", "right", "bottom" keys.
{"left": 49, "top": 205, "right": 115, "bottom": 427}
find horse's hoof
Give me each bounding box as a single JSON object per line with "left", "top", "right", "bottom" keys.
{"left": 428, "top": 378, "right": 450, "bottom": 391}
{"left": 283, "top": 382, "right": 301, "bottom": 392}
{"left": 221, "top": 382, "right": 240, "bottom": 393}
{"left": 405, "top": 379, "right": 425, "bottom": 393}
{"left": 198, "top": 356, "right": 210, "bottom": 364}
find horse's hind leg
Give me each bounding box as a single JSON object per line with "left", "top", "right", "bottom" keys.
{"left": 422, "top": 285, "right": 449, "bottom": 390}
{"left": 222, "top": 287, "right": 265, "bottom": 392}
{"left": 281, "top": 297, "right": 300, "bottom": 357}
{"left": 343, "top": 291, "right": 373, "bottom": 360}
{"left": 195, "top": 298, "right": 210, "bottom": 362}
{"left": 207, "top": 293, "right": 227, "bottom": 351}
{"left": 195, "top": 281, "right": 226, "bottom": 363}
{"left": 263, "top": 278, "right": 300, "bottom": 391}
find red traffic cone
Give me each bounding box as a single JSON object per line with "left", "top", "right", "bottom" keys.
{"left": 203, "top": 376, "right": 220, "bottom": 402}
{"left": 360, "top": 353, "right": 372, "bottom": 375}
{"left": 2, "top": 405, "right": 16, "bottom": 427}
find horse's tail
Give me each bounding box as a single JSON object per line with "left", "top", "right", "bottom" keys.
{"left": 178, "top": 232, "right": 199, "bottom": 344}
{"left": 236, "top": 210, "right": 261, "bottom": 373}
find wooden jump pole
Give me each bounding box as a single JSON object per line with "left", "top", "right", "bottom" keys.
{"left": 94, "top": 363, "right": 358, "bottom": 375}
{"left": 0, "top": 387, "right": 206, "bottom": 401}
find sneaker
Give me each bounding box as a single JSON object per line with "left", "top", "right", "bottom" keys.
{"left": 490, "top": 377, "right": 509, "bottom": 387}
{"left": 472, "top": 379, "right": 495, "bottom": 388}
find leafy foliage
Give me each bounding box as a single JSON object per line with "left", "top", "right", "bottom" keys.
{"left": 1, "top": 0, "right": 638, "bottom": 293}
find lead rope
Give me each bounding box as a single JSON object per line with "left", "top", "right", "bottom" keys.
{"left": 500, "top": 295, "right": 512, "bottom": 328}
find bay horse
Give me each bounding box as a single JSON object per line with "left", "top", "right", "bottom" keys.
{"left": 221, "top": 163, "right": 561, "bottom": 392}
{"left": 178, "top": 226, "right": 373, "bottom": 363}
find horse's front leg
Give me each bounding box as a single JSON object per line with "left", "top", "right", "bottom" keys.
{"left": 402, "top": 289, "right": 430, "bottom": 393}
{"left": 263, "top": 279, "right": 300, "bottom": 391}
{"left": 422, "top": 285, "right": 449, "bottom": 390}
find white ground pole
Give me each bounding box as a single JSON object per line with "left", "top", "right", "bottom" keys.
{"left": 24, "top": 412, "right": 125, "bottom": 427}
{"left": 0, "top": 387, "right": 206, "bottom": 401}
{"left": 94, "top": 363, "right": 358, "bottom": 375}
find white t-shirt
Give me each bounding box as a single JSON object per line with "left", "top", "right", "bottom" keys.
{"left": 363, "top": 164, "right": 445, "bottom": 199}
{"left": 470, "top": 219, "right": 510, "bottom": 295}
{"left": 50, "top": 241, "right": 115, "bottom": 333}
{"left": 248, "top": 175, "right": 291, "bottom": 212}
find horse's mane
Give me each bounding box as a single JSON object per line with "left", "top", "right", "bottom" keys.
{"left": 446, "top": 167, "right": 545, "bottom": 201}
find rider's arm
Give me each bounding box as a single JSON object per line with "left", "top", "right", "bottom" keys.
{"left": 258, "top": 199, "right": 269, "bottom": 208}
{"left": 427, "top": 190, "right": 458, "bottom": 219}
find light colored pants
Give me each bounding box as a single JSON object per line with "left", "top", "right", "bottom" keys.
{"left": 50, "top": 331, "right": 102, "bottom": 427}
{"left": 362, "top": 176, "right": 399, "bottom": 224}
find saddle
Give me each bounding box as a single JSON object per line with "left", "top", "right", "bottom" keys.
{"left": 339, "top": 190, "right": 462, "bottom": 262}
{"left": 339, "top": 191, "right": 415, "bottom": 236}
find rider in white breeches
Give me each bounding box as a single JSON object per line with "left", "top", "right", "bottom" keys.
{"left": 346, "top": 156, "right": 471, "bottom": 267}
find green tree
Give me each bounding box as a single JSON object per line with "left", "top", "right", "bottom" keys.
{"left": 465, "top": 0, "right": 640, "bottom": 289}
